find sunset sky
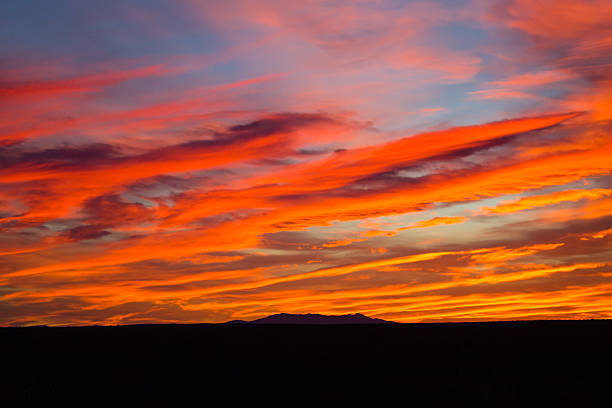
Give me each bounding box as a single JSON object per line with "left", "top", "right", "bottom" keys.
{"left": 2, "top": 0, "right": 612, "bottom": 325}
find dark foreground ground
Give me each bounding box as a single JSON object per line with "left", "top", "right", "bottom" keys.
{"left": 2, "top": 320, "right": 611, "bottom": 406}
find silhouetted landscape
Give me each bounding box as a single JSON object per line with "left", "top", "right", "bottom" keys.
{"left": 225, "top": 312, "right": 394, "bottom": 324}
{"left": 3, "top": 316, "right": 612, "bottom": 406}
{"left": 4, "top": 2, "right": 612, "bottom": 406}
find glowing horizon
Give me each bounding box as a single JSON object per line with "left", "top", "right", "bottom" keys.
{"left": 2, "top": 0, "right": 612, "bottom": 325}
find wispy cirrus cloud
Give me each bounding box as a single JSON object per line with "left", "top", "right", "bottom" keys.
{"left": 482, "top": 189, "right": 612, "bottom": 214}
{"left": 2, "top": 0, "right": 612, "bottom": 326}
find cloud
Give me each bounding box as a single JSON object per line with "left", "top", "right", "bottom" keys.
{"left": 482, "top": 189, "right": 612, "bottom": 214}
{"left": 468, "top": 243, "right": 564, "bottom": 264}
{"left": 3, "top": 0, "right": 612, "bottom": 325}
{"left": 486, "top": 0, "right": 612, "bottom": 120}
{"left": 486, "top": 70, "right": 576, "bottom": 88}
{"left": 60, "top": 225, "right": 111, "bottom": 242}
{"left": 0, "top": 64, "right": 169, "bottom": 100}
{"left": 400, "top": 216, "right": 467, "bottom": 230}
{"left": 468, "top": 89, "right": 538, "bottom": 100}
{"left": 0, "top": 112, "right": 348, "bottom": 229}
{"left": 388, "top": 47, "right": 481, "bottom": 82}
{"left": 321, "top": 238, "right": 367, "bottom": 248}
{"left": 0, "top": 111, "right": 592, "bottom": 284}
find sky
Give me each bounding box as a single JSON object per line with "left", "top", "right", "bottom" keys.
{"left": 1, "top": 0, "right": 612, "bottom": 325}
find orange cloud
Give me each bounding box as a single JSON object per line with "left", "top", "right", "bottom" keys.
{"left": 469, "top": 243, "right": 564, "bottom": 264}
{"left": 3, "top": 112, "right": 602, "bottom": 292}
{"left": 581, "top": 228, "right": 612, "bottom": 240}
{"left": 248, "top": 112, "right": 578, "bottom": 194}
{"left": 400, "top": 216, "right": 466, "bottom": 230}
{"left": 361, "top": 230, "right": 397, "bottom": 237}
{"left": 177, "top": 262, "right": 610, "bottom": 322}
{"left": 483, "top": 189, "right": 612, "bottom": 214}
{"left": 5, "top": 1, "right": 612, "bottom": 327}
{"left": 322, "top": 238, "right": 367, "bottom": 248}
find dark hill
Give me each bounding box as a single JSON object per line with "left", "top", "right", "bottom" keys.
{"left": 226, "top": 312, "right": 394, "bottom": 324}
{"left": 3, "top": 320, "right": 612, "bottom": 406}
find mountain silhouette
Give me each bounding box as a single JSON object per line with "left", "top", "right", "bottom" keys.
{"left": 225, "top": 312, "right": 394, "bottom": 324}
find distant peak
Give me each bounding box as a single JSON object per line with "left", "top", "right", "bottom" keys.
{"left": 224, "top": 312, "right": 394, "bottom": 325}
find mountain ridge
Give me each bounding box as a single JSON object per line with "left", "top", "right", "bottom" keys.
{"left": 224, "top": 312, "right": 394, "bottom": 324}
